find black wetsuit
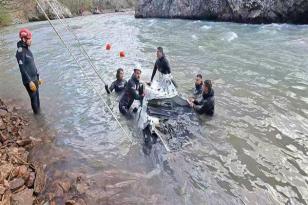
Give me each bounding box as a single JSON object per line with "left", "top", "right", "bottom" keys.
{"left": 150, "top": 56, "right": 171, "bottom": 82}
{"left": 15, "top": 40, "right": 40, "bottom": 114}
{"left": 119, "top": 74, "right": 144, "bottom": 116}
{"left": 193, "top": 89, "right": 215, "bottom": 116}
{"left": 194, "top": 83, "right": 203, "bottom": 96}
{"left": 105, "top": 79, "right": 127, "bottom": 94}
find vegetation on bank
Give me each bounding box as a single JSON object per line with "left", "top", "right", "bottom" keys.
{"left": 0, "top": 9, "right": 11, "bottom": 26}
{"left": 0, "top": 0, "right": 136, "bottom": 26}
{"left": 59, "top": 0, "right": 93, "bottom": 14}
{"left": 0, "top": 3, "right": 12, "bottom": 26}
{"left": 60, "top": 0, "right": 136, "bottom": 14}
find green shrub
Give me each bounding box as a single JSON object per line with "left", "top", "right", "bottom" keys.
{"left": 0, "top": 8, "right": 11, "bottom": 26}
{"left": 59, "top": 0, "right": 93, "bottom": 14}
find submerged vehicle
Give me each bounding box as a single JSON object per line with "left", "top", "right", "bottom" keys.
{"left": 136, "top": 74, "right": 199, "bottom": 153}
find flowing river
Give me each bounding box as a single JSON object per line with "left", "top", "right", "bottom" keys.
{"left": 0, "top": 12, "right": 307, "bottom": 205}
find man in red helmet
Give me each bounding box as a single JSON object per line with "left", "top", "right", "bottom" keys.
{"left": 15, "top": 28, "right": 41, "bottom": 114}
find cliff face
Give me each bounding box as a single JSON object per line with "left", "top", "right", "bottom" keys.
{"left": 135, "top": 0, "right": 308, "bottom": 24}
{"left": 31, "top": 0, "right": 73, "bottom": 21}
{"left": 0, "top": 0, "right": 136, "bottom": 26}
{"left": 0, "top": 0, "right": 72, "bottom": 25}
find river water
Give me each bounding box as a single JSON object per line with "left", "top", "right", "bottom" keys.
{"left": 0, "top": 12, "right": 307, "bottom": 205}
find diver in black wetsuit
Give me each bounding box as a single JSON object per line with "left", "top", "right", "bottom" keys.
{"left": 150, "top": 47, "right": 171, "bottom": 83}
{"left": 105, "top": 68, "right": 127, "bottom": 94}
{"left": 119, "top": 65, "right": 144, "bottom": 117}
{"left": 148, "top": 47, "right": 178, "bottom": 87}
{"left": 16, "top": 28, "right": 42, "bottom": 114}
{"left": 193, "top": 74, "right": 203, "bottom": 97}
{"left": 187, "top": 80, "right": 215, "bottom": 116}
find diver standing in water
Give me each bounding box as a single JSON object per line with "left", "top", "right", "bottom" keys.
{"left": 193, "top": 74, "right": 203, "bottom": 97}
{"left": 119, "top": 65, "right": 145, "bottom": 118}
{"left": 105, "top": 68, "right": 127, "bottom": 94}
{"left": 150, "top": 47, "right": 171, "bottom": 83}
{"left": 16, "top": 28, "right": 42, "bottom": 114}
{"left": 148, "top": 47, "right": 177, "bottom": 88}
{"left": 187, "top": 80, "right": 215, "bottom": 116}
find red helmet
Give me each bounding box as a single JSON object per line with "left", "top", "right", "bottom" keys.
{"left": 19, "top": 28, "right": 32, "bottom": 39}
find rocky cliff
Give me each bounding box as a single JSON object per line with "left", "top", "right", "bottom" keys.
{"left": 31, "top": 0, "right": 73, "bottom": 21}
{"left": 135, "top": 0, "right": 308, "bottom": 24}
{"left": 0, "top": 0, "right": 136, "bottom": 26}
{"left": 0, "top": 0, "right": 72, "bottom": 25}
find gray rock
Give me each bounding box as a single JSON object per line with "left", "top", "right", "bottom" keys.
{"left": 9, "top": 178, "right": 25, "bottom": 191}
{"left": 35, "top": 0, "right": 73, "bottom": 21}
{"left": 0, "top": 109, "right": 7, "bottom": 117}
{"left": 33, "top": 162, "right": 46, "bottom": 194}
{"left": 135, "top": 0, "right": 308, "bottom": 24}
{"left": 25, "top": 172, "right": 35, "bottom": 188}
{"left": 0, "top": 185, "right": 6, "bottom": 195}
{"left": 0, "top": 163, "right": 14, "bottom": 179}
{"left": 11, "top": 188, "right": 34, "bottom": 205}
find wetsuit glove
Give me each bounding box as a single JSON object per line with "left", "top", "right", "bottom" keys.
{"left": 105, "top": 84, "right": 110, "bottom": 94}
{"left": 139, "top": 83, "right": 145, "bottom": 94}
{"left": 29, "top": 81, "right": 37, "bottom": 92}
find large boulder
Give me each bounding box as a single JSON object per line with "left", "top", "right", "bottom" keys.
{"left": 30, "top": 0, "right": 72, "bottom": 21}
{"left": 135, "top": 0, "right": 308, "bottom": 24}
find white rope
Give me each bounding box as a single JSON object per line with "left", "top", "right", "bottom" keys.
{"left": 46, "top": 0, "right": 107, "bottom": 85}
{"left": 47, "top": 0, "right": 173, "bottom": 152}
{"left": 47, "top": 0, "right": 170, "bottom": 152}
{"left": 34, "top": 0, "right": 132, "bottom": 142}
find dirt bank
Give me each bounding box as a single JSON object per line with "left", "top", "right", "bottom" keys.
{"left": 0, "top": 98, "right": 47, "bottom": 204}
{"left": 0, "top": 99, "right": 89, "bottom": 205}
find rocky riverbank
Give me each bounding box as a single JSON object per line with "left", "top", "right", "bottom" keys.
{"left": 0, "top": 99, "right": 89, "bottom": 205}
{"left": 135, "top": 0, "right": 308, "bottom": 24}
{"left": 0, "top": 99, "right": 46, "bottom": 204}
{"left": 0, "top": 0, "right": 136, "bottom": 27}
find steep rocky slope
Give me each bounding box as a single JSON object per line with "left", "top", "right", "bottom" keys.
{"left": 135, "top": 0, "right": 308, "bottom": 24}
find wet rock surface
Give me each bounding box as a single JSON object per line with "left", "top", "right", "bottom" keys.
{"left": 135, "top": 0, "right": 308, "bottom": 24}
{"left": 0, "top": 99, "right": 88, "bottom": 204}
{"left": 0, "top": 99, "right": 44, "bottom": 204}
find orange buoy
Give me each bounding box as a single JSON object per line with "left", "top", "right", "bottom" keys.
{"left": 119, "top": 51, "right": 125, "bottom": 58}
{"left": 106, "top": 43, "right": 111, "bottom": 50}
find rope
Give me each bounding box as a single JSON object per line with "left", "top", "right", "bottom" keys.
{"left": 34, "top": 0, "right": 132, "bottom": 142}
{"left": 37, "top": 0, "right": 171, "bottom": 153}
{"left": 46, "top": 0, "right": 107, "bottom": 85}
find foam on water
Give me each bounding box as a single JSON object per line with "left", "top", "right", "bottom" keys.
{"left": 191, "top": 34, "right": 198, "bottom": 40}
{"left": 221, "top": 31, "right": 238, "bottom": 42}
{"left": 292, "top": 85, "right": 307, "bottom": 90}
{"left": 201, "top": 25, "right": 212, "bottom": 30}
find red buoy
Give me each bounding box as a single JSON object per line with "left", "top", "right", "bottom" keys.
{"left": 119, "top": 51, "right": 125, "bottom": 58}
{"left": 106, "top": 43, "right": 111, "bottom": 50}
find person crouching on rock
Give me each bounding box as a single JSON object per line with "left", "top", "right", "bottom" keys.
{"left": 105, "top": 68, "right": 127, "bottom": 94}
{"left": 187, "top": 80, "right": 215, "bottom": 116}
{"left": 119, "top": 64, "right": 145, "bottom": 118}
{"left": 16, "top": 28, "right": 42, "bottom": 114}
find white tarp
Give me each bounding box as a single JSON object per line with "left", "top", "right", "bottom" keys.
{"left": 137, "top": 74, "right": 178, "bottom": 130}
{"left": 145, "top": 74, "right": 178, "bottom": 100}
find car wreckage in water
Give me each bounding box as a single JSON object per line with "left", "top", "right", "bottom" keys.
{"left": 135, "top": 74, "right": 200, "bottom": 153}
